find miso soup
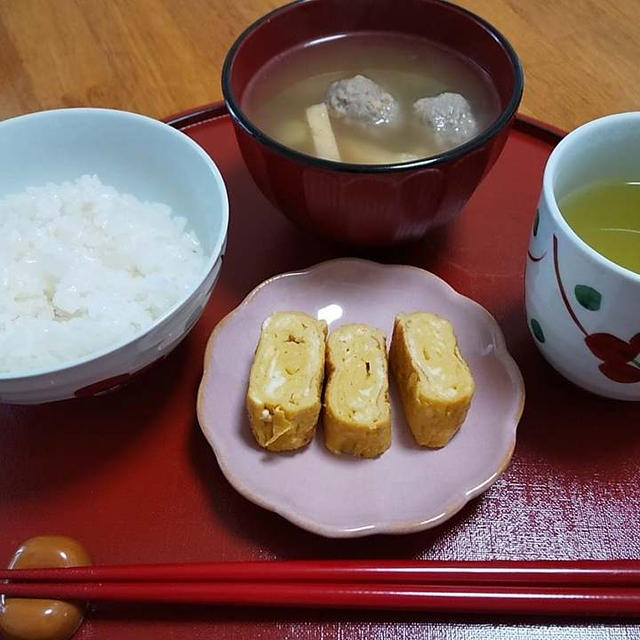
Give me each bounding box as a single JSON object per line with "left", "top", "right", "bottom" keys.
{"left": 242, "top": 32, "right": 501, "bottom": 164}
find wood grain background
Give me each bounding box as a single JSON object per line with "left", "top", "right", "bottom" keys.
{"left": 0, "top": 0, "right": 637, "bottom": 130}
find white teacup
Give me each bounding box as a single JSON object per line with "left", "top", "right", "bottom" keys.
{"left": 525, "top": 112, "right": 640, "bottom": 400}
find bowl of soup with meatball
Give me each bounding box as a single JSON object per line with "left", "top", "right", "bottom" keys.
{"left": 223, "top": 0, "right": 523, "bottom": 246}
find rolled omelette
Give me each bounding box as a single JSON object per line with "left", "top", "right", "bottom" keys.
{"left": 247, "top": 311, "right": 327, "bottom": 451}
{"left": 323, "top": 323, "right": 391, "bottom": 458}
{"left": 390, "top": 312, "right": 474, "bottom": 448}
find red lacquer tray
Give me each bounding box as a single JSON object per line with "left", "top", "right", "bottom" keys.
{"left": 2, "top": 105, "right": 638, "bottom": 638}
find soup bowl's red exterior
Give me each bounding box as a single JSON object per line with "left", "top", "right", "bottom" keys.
{"left": 222, "top": 0, "right": 523, "bottom": 246}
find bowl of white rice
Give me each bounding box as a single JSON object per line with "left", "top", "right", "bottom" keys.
{"left": 0, "top": 107, "right": 228, "bottom": 404}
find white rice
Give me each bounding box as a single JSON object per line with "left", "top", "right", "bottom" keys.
{"left": 0, "top": 175, "right": 206, "bottom": 374}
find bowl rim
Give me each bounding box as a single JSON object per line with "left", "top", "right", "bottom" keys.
{"left": 0, "top": 107, "right": 229, "bottom": 381}
{"left": 222, "top": 0, "right": 524, "bottom": 173}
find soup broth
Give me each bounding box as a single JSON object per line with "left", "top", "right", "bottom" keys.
{"left": 241, "top": 32, "right": 501, "bottom": 164}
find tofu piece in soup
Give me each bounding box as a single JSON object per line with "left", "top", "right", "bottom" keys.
{"left": 305, "top": 103, "right": 341, "bottom": 161}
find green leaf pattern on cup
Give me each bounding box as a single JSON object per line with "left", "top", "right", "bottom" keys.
{"left": 574, "top": 285, "right": 602, "bottom": 311}
{"left": 548, "top": 235, "right": 640, "bottom": 384}
{"left": 530, "top": 318, "right": 545, "bottom": 343}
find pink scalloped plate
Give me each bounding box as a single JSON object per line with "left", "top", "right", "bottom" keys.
{"left": 197, "top": 258, "right": 524, "bottom": 537}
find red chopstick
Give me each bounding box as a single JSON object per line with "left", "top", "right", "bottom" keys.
{"left": 1, "top": 581, "right": 639, "bottom": 617}
{"left": 2, "top": 559, "right": 640, "bottom": 587}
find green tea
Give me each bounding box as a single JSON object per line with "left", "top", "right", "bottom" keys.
{"left": 559, "top": 179, "right": 640, "bottom": 274}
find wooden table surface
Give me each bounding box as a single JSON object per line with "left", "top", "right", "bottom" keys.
{"left": 0, "top": 0, "right": 637, "bottom": 131}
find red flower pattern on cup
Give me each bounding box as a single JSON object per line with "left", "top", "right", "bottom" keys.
{"left": 527, "top": 224, "right": 640, "bottom": 384}
{"left": 549, "top": 235, "right": 640, "bottom": 384}
{"left": 584, "top": 333, "right": 640, "bottom": 384}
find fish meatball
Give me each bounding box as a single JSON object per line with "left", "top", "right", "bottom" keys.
{"left": 325, "top": 75, "right": 400, "bottom": 127}
{"left": 413, "top": 92, "right": 478, "bottom": 146}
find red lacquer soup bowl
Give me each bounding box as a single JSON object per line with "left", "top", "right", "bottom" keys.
{"left": 222, "top": 0, "right": 523, "bottom": 246}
